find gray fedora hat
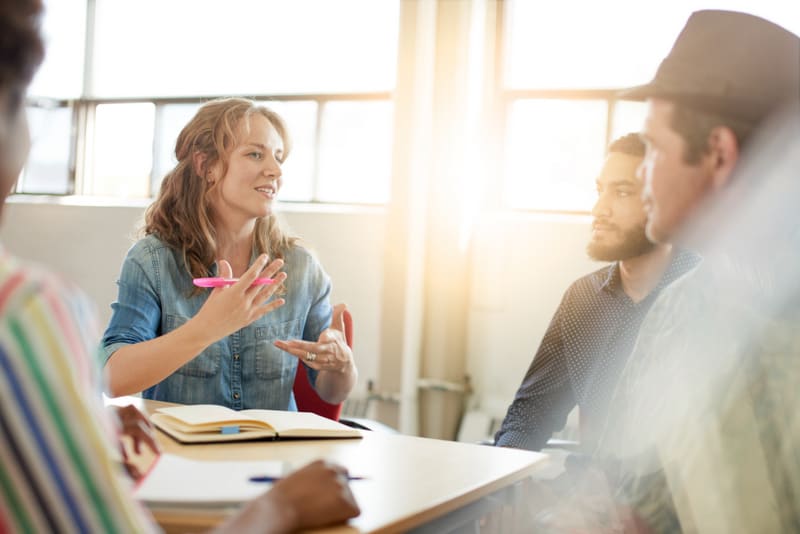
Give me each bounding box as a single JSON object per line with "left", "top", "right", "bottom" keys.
{"left": 620, "top": 10, "right": 800, "bottom": 123}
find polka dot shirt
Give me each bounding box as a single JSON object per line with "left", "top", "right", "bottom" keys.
{"left": 494, "top": 250, "right": 699, "bottom": 451}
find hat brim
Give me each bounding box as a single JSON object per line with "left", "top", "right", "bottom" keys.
{"left": 618, "top": 82, "right": 770, "bottom": 124}
{"left": 617, "top": 82, "right": 664, "bottom": 102}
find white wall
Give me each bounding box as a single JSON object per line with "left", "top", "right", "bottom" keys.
{"left": 0, "top": 199, "right": 599, "bottom": 429}
{"left": 466, "top": 212, "right": 597, "bottom": 420}
{"left": 1, "top": 199, "right": 146, "bottom": 323}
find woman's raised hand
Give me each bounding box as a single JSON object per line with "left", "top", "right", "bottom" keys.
{"left": 191, "top": 254, "right": 287, "bottom": 343}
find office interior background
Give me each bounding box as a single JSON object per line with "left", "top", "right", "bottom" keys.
{"left": 5, "top": 0, "right": 798, "bottom": 440}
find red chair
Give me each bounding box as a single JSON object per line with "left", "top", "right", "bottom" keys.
{"left": 292, "top": 308, "right": 353, "bottom": 421}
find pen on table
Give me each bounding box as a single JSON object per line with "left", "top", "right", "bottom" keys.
{"left": 249, "top": 475, "right": 366, "bottom": 483}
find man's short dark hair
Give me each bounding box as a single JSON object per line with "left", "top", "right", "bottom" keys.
{"left": 669, "top": 104, "right": 757, "bottom": 165}
{"left": 0, "top": 0, "right": 44, "bottom": 114}
{"left": 607, "top": 133, "right": 645, "bottom": 158}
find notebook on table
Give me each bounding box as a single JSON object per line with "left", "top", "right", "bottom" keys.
{"left": 134, "top": 453, "right": 284, "bottom": 509}
{"left": 150, "top": 404, "right": 363, "bottom": 444}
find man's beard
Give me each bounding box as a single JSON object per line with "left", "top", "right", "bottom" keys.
{"left": 587, "top": 224, "right": 655, "bottom": 262}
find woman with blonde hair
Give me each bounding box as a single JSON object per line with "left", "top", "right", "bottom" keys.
{"left": 102, "top": 98, "right": 357, "bottom": 411}
{"left": 0, "top": 4, "right": 359, "bottom": 531}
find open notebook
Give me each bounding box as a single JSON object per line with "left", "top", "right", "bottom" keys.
{"left": 150, "top": 404, "right": 362, "bottom": 443}
{"left": 134, "top": 453, "right": 284, "bottom": 509}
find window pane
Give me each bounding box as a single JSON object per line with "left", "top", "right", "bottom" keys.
{"left": 504, "top": 0, "right": 800, "bottom": 89}
{"left": 19, "top": 106, "right": 72, "bottom": 194}
{"left": 92, "top": 0, "right": 399, "bottom": 97}
{"left": 503, "top": 100, "right": 607, "bottom": 211}
{"left": 611, "top": 100, "right": 648, "bottom": 141}
{"left": 317, "top": 101, "right": 393, "bottom": 204}
{"left": 29, "top": 0, "right": 86, "bottom": 98}
{"left": 259, "top": 101, "right": 318, "bottom": 202}
{"left": 91, "top": 103, "right": 154, "bottom": 198}
{"left": 152, "top": 103, "right": 203, "bottom": 193}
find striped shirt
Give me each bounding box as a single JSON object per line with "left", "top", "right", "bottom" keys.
{"left": 0, "top": 250, "right": 156, "bottom": 533}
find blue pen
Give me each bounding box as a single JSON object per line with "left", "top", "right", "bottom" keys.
{"left": 249, "top": 475, "right": 366, "bottom": 483}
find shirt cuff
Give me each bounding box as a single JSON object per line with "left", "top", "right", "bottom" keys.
{"left": 100, "top": 342, "right": 128, "bottom": 365}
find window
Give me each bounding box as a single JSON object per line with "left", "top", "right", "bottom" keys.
{"left": 503, "top": 99, "right": 607, "bottom": 212}
{"left": 22, "top": 0, "right": 798, "bottom": 208}
{"left": 501, "top": 0, "right": 800, "bottom": 212}
{"left": 89, "top": 103, "right": 155, "bottom": 198}
{"left": 18, "top": 104, "right": 73, "bottom": 194}
{"left": 17, "top": 0, "right": 85, "bottom": 195}
{"left": 317, "top": 100, "right": 394, "bottom": 204}
{"left": 27, "top": 0, "right": 85, "bottom": 99}
{"left": 90, "top": 0, "right": 398, "bottom": 98}
{"left": 22, "top": 0, "right": 400, "bottom": 204}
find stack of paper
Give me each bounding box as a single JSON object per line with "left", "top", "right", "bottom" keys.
{"left": 134, "top": 453, "right": 285, "bottom": 509}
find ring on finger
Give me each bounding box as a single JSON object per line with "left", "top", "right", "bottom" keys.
{"left": 305, "top": 351, "right": 317, "bottom": 362}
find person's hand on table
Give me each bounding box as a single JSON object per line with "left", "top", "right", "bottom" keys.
{"left": 111, "top": 404, "right": 160, "bottom": 481}
{"left": 214, "top": 460, "right": 361, "bottom": 534}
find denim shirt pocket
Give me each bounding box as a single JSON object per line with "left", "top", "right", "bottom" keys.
{"left": 254, "top": 318, "right": 302, "bottom": 379}
{"left": 165, "top": 314, "right": 222, "bottom": 378}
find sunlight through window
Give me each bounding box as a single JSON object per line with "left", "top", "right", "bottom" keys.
{"left": 504, "top": 100, "right": 606, "bottom": 212}
{"left": 92, "top": 103, "right": 155, "bottom": 198}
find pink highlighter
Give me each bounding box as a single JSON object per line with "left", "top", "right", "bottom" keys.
{"left": 192, "top": 277, "right": 275, "bottom": 288}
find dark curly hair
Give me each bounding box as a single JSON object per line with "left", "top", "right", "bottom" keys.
{"left": 0, "top": 0, "right": 44, "bottom": 114}
{"left": 608, "top": 132, "right": 645, "bottom": 158}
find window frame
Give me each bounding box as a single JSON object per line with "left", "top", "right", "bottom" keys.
{"left": 18, "top": 0, "right": 398, "bottom": 205}
{"left": 497, "top": 88, "right": 641, "bottom": 214}
{"left": 20, "top": 92, "right": 393, "bottom": 204}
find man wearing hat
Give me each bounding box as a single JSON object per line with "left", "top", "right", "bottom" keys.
{"left": 531, "top": 10, "right": 800, "bottom": 533}
{"left": 598, "top": 9, "right": 799, "bottom": 533}
{"left": 620, "top": 9, "right": 799, "bottom": 247}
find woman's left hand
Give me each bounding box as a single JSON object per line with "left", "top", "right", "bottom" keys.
{"left": 274, "top": 303, "right": 354, "bottom": 375}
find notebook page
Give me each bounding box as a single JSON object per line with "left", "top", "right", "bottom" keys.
{"left": 134, "top": 453, "right": 284, "bottom": 507}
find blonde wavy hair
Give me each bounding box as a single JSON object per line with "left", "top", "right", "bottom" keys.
{"left": 144, "top": 98, "right": 298, "bottom": 283}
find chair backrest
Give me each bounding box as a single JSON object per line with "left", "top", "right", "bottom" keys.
{"left": 292, "top": 309, "right": 353, "bottom": 421}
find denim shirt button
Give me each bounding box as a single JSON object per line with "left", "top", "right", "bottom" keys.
{"left": 233, "top": 392, "right": 240, "bottom": 399}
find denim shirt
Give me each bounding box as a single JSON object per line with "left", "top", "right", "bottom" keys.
{"left": 101, "top": 234, "right": 331, "bottom": 411}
